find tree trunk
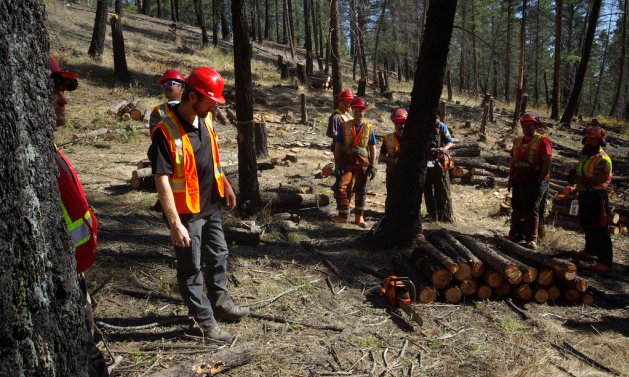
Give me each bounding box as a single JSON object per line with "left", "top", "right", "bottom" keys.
{"left": 372, "top": 0, "right": 458, "bottom": 246}
{"left": 264, "top": 0, "right": 270, "bottom": 40}
{"left": 213, "top": 0, "right": 219, "bottom": 46}
{"left": 141, "top": 0, "right": 150, "bottom": 15}
{"left": 356, "top": 0, "right": 367, "bottom": 80}
{"left": 304, "top": 0, "right": 313, "bottom": 76}
{"left": 275, "top": 0, "right": 280, "bottom": 42}
{"left": 282, "top": 0, "right": 288, "bottom": 43}
{"left": 255, "top": 0, "right": 262, "bottom": 43}
{"left": 504, "top": 0, "right": 513, "bottom": 102}
{"left": 533, "top": 0, "right": 540, "bottom": 105}
{"left": 88, "top": 0, "right": 108, "bottom": 61}
{"left": 446, "top": 68, "right": 453, "bottom": 101}
{"left": 170, "top": 0, "right": 177, "bottom": 22}
{"left": 111, "top": 14, "right": 131, "bottom": 84}
{"left": 285, "top": 0, "right": 295, "bottom": 58}
{"left": 551, "top": 0, "right": 562, "bottom": 119}
{"left": 115, "top": 0, "right": 123, "bottom": 15}
{"left": 609, "top": 0, "right": 627, "bottom": 117}
{"left": 156, "top": 0, "right": 162, "bottom": 18}
{"left": 591, "top": 16, "right": 612, "bottom": 116}
{"left": 311, "top": 0, "right": 322, "bottom": 71}
{"left": 232, "top": 0, "right": 262, "bottom": 215}
{"left": 1, "top": 1, "right": 88, "bottom": 374}
{"left": 317, "top": 0, "right": 324, "bottom": 70}
{"left": 192, "top": 0, "right": 209, "bottom": 46}
{"left": 372, "top": 0, "right": 388, "bottom": 86}
{"left": 560, "top": 0, "right": 602, "bottom": 125}
{"left": 330, "top": 0, "right": 342, "bottom": 109}
{"left": 253, "top": 122, "right": 268, "bottom": 158}
{"left": 458, "top": 2, "right": 466, "bottom": 92}
{"left": 221, "top": 0, "right": 231, "bottom": 40}
{"left": 470, "top": 0, "right": 479, "bottom": 94}
{"left": 512, "top": 0, "right": 527, "bottom": 129}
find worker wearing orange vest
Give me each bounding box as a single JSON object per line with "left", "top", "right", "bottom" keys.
{"left": 149, "top": 67, "right": 248, "bottom": 343}
{"left": 568, "top": 121, "right": 613, "bottom": 272}
{"left": 508, "top": 113, "right": 552, "bottom": 250}
{"left": 50, "top": 56, "right": 109, "bottom": 377}
{"left": 378, "top": 108, "right": 406, "bottom": 211}
{"left": 149, "top": 69, "right": 185, "bottom": 132}
{"left": 328, "top": 89, "right": 355, "bottom": 209}
{"left": 333, "top": 97, "right": 377, "bottom": 228}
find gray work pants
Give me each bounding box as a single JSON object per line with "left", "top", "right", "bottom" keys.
{"left": 174, "top": 206, "right": 233, "bottom": 329}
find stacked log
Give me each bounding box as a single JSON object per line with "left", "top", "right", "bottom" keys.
{"left": 108, "top": 99, "right": 148, "bottom": 122}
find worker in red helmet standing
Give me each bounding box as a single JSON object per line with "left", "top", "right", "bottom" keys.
{"left": 148, "top": 66, "right": 248, "bottom": 343}
{"left": 327, "top": 89, "right": 355, "bottom": 209}
{"left": 424, "top": 115, "right": 456, "bottom": 222}
{"left": 149, "top": 69, "right": 185, "bottom": 132}
{"left": 507, "top": 113, "right": 552, "bottom": 250}
{"left": 379, "top": 108, "right": 407, "bottom": 211}
{"left": 568, "top": 120, "right": 613, "bottom": 272}
{"left": 333, "top": 97, "right": 377, "bottom": 228}
{"left": 50, "top": 56, "right": 110, "bottom": 376}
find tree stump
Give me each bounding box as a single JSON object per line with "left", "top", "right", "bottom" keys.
{"left": 300, "top": 94, "right": 308, "bottom": 124}
{"left": 110, "top": 14, "right": 131, "bottom": 84}
{"left": 253, "top": 122, "right": 268, "bottom": 158}
{"left": 357, "top": 78, "right": 366, "bottom": 97}
{"left": 296, "top": 63, "right": 307, "bottom": 84}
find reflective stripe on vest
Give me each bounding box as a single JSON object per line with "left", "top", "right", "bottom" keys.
{"left": 342, "top": 120, "right": 374, "bottom": 157}
{"left": 151, "top": 113, "right": 225, "bottom": 214}
{"left": 154, "top": 103, "right": 171, "bottom": 119}
{"left": 62, "top": 205, "right": 94, "bottom": 247}
{"left": 513, "top": 134, "right": 545, "bottom": 169}
{"left": 334, "top": 108, "right": 353, "bottom": 123}
{"left": 383, "top": 133, "right": 399, "bottom": 158}
{"left": 576, "top": 148, "right": 612, "bottom": 191}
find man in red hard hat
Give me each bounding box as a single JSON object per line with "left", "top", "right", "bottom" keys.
{"left": 327, "top": 89, "right": 355, "bottom": 209}
{"left": 568, "top": 120, "right": 613, "bottom": 272}
{"left": 50, "top": 56, "right": 110, "bottom": 376}
{"left": 507, "top": 113, "right": 552, "bottom": 250}
{"left": 148, "top": 66, "right": 248, "bottom": 343}
{"left": 379, "top": 108, "right": 406, "bottom": 211}
{"left": 333, "top": 97, "right": 377, "bottom": 228}
{"left": 149, "top": 69, "right": 185, "bottom": 132}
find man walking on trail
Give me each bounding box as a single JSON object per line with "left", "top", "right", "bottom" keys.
{"left": 424, "top": 115, "right": 455, "bottom": 223}
{"left": 149, "top": 66, "right": 249, "bottom": 343}
{"left": 327, "top": 89, "right": 354, "bottom": 208}
{"left": 50, "top": 56, "right": 110, "bottom": 377}
{"left": 379, "top": 108, "right": 406, "bottom": 211}
{"left": 149, "top": 69, "right": 185, "bottom": 132}
{"left": 568, "top": 121, "right": 613, "bottom": 272}
{"left": 507, "top": 113, "right": 552, "bottom": 250}
{"left": 333, "top": 97, "right": 377, "bottom": 228}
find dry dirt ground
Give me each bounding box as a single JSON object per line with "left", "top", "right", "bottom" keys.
{"left": 45, "top": 4, "right": 628, "bottom": 376}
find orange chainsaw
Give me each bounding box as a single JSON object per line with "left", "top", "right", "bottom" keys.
{"left": 381, "top": 276, "right": 423, "bottom": 326}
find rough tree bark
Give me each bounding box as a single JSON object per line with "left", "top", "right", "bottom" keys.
{"left": 560, "top": 0, "right": 602, "bottom": 125}
{"left": 551, "top": 0, "right": 562, "bottom": 120}
{"left": 371, "top": 0, "right": 458, "bottom": 246}
{"left": 304, "top": 0, "right": 313, "bottom": 76}
{"left": 111, "top": 14, "right": 131, "bottom": 84}
{"left": 192, "top": 0, "right": 209, "bottom": 46}
{"left": 1, "top": 1, "right": 88, "bottom": 375}
{"left": 232, "top": 0, "right": 262, "bottom": 215}
{"left": 88, "top": 0, "right": 108, "bottom": 61}
{"left": 330, "top": 0, "right": 342, "bottom": 109}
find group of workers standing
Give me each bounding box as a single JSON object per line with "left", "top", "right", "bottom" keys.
{"left": 326, "top": 89, "right": 456, "bottom": 230}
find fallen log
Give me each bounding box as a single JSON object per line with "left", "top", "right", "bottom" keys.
{"left": 448, "top": 146, "right": 481, "bottom": 158}
{"left": 558, "top": 276, "right": 589, "bottom": 292}
{"left": 109, "top": 100, "right": 129, "bottom": 115}
{"left": 562, "top": 288, "right": 580, "bottom": 303}
{"left": 457, "top": 235, "right": 521, "bottom": 281}
{"left": 450, "top": 142, "right": 480, "bottom": 151}
{"left": 494, "top": 282, "right": 511, "bottom": 297}
{"left": 482, "top": 268, "right": 504, "bottom": 288}
{"left": 476, "top": 285, "right": 492, "bottom": 300}
{"left": 469, "top": 175, "right": 493, "bottom": 186}
{"left": 533, "top": 287, "right": 549, "bottom": 303}
{"left": 426, "top": 234, "right": 471, "bottom": 281}
{"left": 470, "top": 168, "right": 494, "bottom": 177}
{"left": 501, "top": 254, "right": 538, "bottom": 284}
{"left": 581, "top": 292, "right": 594, "bottom": 305}
{"left": 130, "top": 167, "right": 154, "bottom": 190}
{"left": 129, "top": 100, "right": 147, "bottom": 121}
{"left": 494, "top": 236, "right": 577, "bottom": 280}
{"left": 507, "top": 273, "right": 523, "bottom": 285}
{"left": 260, "top": 192, "right": 330, "bottom": 208}
{"left": 547, "top": 286, "right": 561, "bottom": 301}
{"left": 391, "top": 254, "right": 438, "bottom": 304}
{"left": 223, "top": 225, "right": 261, "bottom": 246}
{"left": 450, "top": 166, "right": 470, "bottom": 178}
{"left": 415, "top": 239, "right": 459, "bottom": 274}
{"left": 514, "top": 284, "right": 533, "bottom": 301}
{"left": 537, "top": 268, "right": 555, "bottom": 287}
{"left": 442, "top": 285, "right": 462, "bottom": 304}
{"left": 459, "top": 278, "right": 478, "bottom": 296}
{"left": 150, "top": 343, "right": 257, "bottom": 377}
{"left": 439, "top": 230, "right": 484, "bottom": 277}
{"left": 409, "top": 250, "right": 453, "bottom": 290}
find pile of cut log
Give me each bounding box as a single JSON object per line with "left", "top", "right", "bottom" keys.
{"left": 392, "top": 230, "right": 593, "bottom": 305}
{"left": 108, "top": 99, "right": 149, "bottom": 123}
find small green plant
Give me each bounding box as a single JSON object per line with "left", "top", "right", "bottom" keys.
{"left": 348, "top": 334, "right": 384, "bottom": 348}
{"left": 468, "top": 343, "right": 482, "bottom": 352}
{"left": 500, "top": 318, "right": 529, "bottom": 333}
{"left": 427, "top": 338, "right": 444, "bottom": 350}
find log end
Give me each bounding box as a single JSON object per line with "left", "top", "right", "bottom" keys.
{"left": 476, "top": 285, "right": 492, "bottom": 300}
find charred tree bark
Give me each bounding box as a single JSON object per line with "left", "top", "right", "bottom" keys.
{"left": 609, "top": 0, "right": 627, "bottom": 117}
{"left": 232, "top": 0, "right": 262, "bottom": 215}
{"left": 192, "top": 0, "right": 209, "bottom": 46}
{"left": 372, "top": 0, "right": 458, "bottom": 246}
{"left": 512, "top": 0, "right": 527, "bottom": 129}
{"left": 141, "top": 0, "right": 150, "bottom": 15}
{"left": 304, "top": 0, "right": 313, "bottom": 76}
{"left": 170, "top": 0, "right": 178, "bottom": 22}
{"left": 551, "top": 0, "right": 562, "bottom": 119}
{"left": 372, "top": 0, "right": 388, "bottom": 86}
{"left": 88, "top": 0, "right": 108, "bottom": 61}
{"left": 110, "top": 14, "right": 131, "bottom": 84}
{"left": 330, "top": 0, "right": 342, "bottom": 109}
{"left": 560, "top": 0, "right": 602, "bottom": 126}
{"left": 221, "top": 0, "right": 231, "bottom": 40}
{"left": 156, "top": 0, "right": 162, "bottom": 18}
{"left": 115, "top": 0, "right": 123, "bottom": 15}
{"left": 1, "top": 1, "right": 88, "bottom": 375}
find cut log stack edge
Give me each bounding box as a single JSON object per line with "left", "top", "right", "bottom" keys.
{"left": 392, "top": 230, "right": 594, "bottom": 306}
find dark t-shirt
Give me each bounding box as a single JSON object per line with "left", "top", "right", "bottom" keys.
{"left": 148, "top": 105, "right": 217, "bottom": 223}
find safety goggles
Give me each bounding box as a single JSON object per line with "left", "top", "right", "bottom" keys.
{"left": 161, "top": 80, "right": 183, "bottom": 89}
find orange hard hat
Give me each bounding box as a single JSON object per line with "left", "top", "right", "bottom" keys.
{"left": 337, "top": 89, "right": 355, "bottom": 101}
{"left": 185, "top": 66, "right": 226, "bottom": 104}
{"left": 391, "top": 108, "right": 408, "bottom": 123}
{"left": 350, "top": 97, "right": 368, "bottom": 109}
{"left": 158, "top": 69, "right": 185, "bottom": 85}
{"left": 520, "top": 113, "right": 541, "bottom": 125}
{"left": 49, "top": 56, "right": 78, "bottom": 91}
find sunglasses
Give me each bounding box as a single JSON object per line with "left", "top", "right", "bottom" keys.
{"left": 162, "top": 80, "right": 182, "bottom": 89}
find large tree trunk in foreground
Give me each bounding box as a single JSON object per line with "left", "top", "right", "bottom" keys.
{"left": 88, "top": 0, "right": 108, "bottom": 61}
{"left": 232, "top": 0, "right": 262, "bottom": 215}
{"left": 0, "top": 1, "right": 88, "bottom": 375}
{"left": 560, "top": 0, "right": 602, "bottom": 125}
{"left": 372, "top": 0, "right": 458, "bottom": 246}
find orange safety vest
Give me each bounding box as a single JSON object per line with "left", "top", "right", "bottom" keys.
{"left": 512, "top": 134, "right": 548, "bottom": 170}
{"left": 55, "top": 149, "right": 98, "bottom": 273}
{"left": 154, "top": 102, "right": 171, "bottom": 119}
{"left": 576, "top": 148, "right": 612, "bottom": 191}
{"left": 383, "top": 132, "right": 400, "bottom": 158}
{"left": 341, "top": 120, "right": 375, "bottom": 161}
{"left": 152, "top": 113, "right": 225, "bottom": 214}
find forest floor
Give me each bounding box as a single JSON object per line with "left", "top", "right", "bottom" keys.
{"left": 46, "top": 4, "right": 629, "bottom": 377}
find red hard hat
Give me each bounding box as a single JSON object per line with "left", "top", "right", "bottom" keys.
{"left": 520, "top": 113, "right": 541, "bottom": 125}
{"left": 337, "top": 89, "right": 355, "bottom": 101}
{"left": 391, "top": 108, "right": 408, "bottom": 122}
{"left": 350, "top": 97, "right": 368, "bottom": 109}
{"left": 158, "top": 69, "right": 185, "bottom": 85}
{"left": 49, "top": 56, "right": 78, "bottom": 91}
{"left": 583, "top": 124, "right": 605, "bottom": 138}
{"left": 185, "top": 66, "right": 226, "bottom": 104}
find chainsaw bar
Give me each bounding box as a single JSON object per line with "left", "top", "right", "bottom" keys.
{"left": 397, "top": 299, "right": 423, "bottom": 326}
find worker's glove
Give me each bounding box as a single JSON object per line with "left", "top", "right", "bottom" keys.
{"left": 367, "top": 165, "right": 377, "bottom": 181}
{"left": 334, "top": 163, "right": 344, "bottom": 177}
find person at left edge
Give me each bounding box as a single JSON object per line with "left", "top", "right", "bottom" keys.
{"left": 148, "top": 66, "right": 249, "bottom": 343}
